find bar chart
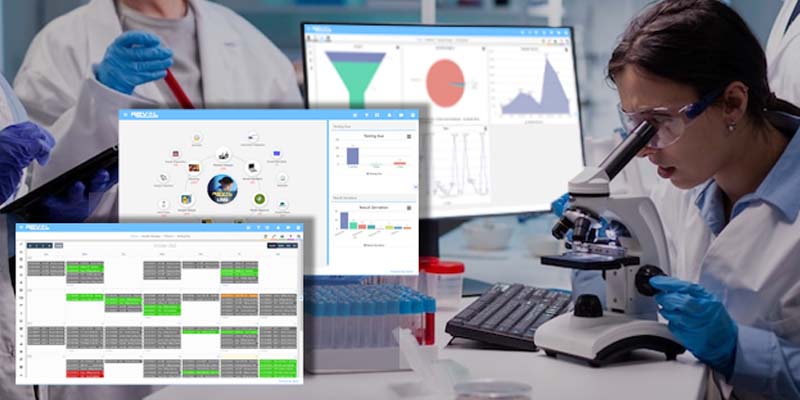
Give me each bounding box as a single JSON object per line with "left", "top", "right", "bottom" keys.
{"left": 329, "top": 202, "right": 417, "bottom": 274}
{"left": 337, "top": 211, "right": 413, "bottom": 231}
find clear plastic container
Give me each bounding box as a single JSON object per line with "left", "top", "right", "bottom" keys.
{"left": 418, "top": 256, "right": 440, "bottom": 294}
{"left": 426, "top": 260, "right": 464, "bottom": 310}
{"left": 454, "top": 379, "right": 532, "bottom": 400}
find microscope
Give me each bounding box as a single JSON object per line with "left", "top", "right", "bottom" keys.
{"left": 533, "top": 121, "right": 685, "bottom": 367}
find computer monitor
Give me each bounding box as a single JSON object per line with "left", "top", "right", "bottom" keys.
{"left": 302, "top": 23, "right": 585, "bottom": 222}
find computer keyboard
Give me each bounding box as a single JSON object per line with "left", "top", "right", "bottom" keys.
{"left": 445, "top": 283, "right": 571, "bottom": 350}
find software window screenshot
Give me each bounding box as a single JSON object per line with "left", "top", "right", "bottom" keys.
{"left": 304, "top": 25, "right": 584, "bottom": 218}
{"left": 15, "top": 223, "right": 303, "bottom": 385}
{"left": 119, "top": 109, "right": 419, "bottom": 275}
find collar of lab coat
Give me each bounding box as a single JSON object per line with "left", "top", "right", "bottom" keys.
{"left": 766, "top": 0, "right": 800, "bottom": 67}
{"left": 84, "top": 0, "right": 240, "bottom": 105}
{"left": 694, "top": 113, "right": 800, "bottom": 228}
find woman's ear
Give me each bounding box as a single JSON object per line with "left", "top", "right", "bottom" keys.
{"left": 722, "top": 81, "right": 749, "bottom": 125}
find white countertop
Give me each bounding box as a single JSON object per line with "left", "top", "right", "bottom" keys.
{"left": 147, "top": 216, "right": 707, "bottom": 400}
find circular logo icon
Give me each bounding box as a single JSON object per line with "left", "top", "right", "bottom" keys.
{"left": 253, "top": 193, "right": 268, "bottom": 208}
{"left": 207, "top": 174, "right": 238, "bottom": 204}
{"left": 276, "top": 172, "right": 289, "bottom": 185}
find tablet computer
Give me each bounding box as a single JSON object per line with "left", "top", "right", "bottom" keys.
{"left": 0, "top": 145, "right": 118, "bottom": 220}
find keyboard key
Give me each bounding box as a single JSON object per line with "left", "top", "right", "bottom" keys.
{"left": 480, "top": 301, "right": 520, "bottom": 329}
{"left": 509, "top": 303, "right": 548, "bottom": 335}
{"left": 496, "top": 301, "right": 534, "bottom": 333}
{"left": 465, "top": 284, "right": 523, "bottom": 326}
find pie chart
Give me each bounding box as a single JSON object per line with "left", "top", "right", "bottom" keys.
{"left": 426, "top": 59, "right": 465, "bottom": 108}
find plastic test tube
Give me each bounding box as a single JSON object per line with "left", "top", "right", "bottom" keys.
{"left": 362, "top": 299, "right": 375, "bottom": 348}
{"left": 399, "top": 297, "right": 412, "bottom": 341}
{"left": 322, "top": 299, "right": 335, "bottom": 349}
{"left": 374, "top": 298, "right": 387, "bottom": 347}
{"left": 423, "top": 296, "right": 436, "bottom": 346}
{"left": 335, "top": 299, "right": 351, "bottom": 349}
{"left": 350, "top": 299, "right": 363, "bottom": 349}
{"left": 386, "top": 297, "right": 400, "bottom": 347}
{"left": 309, "top": 298, "right": 320, "bottom": 349}
{"left": 410, "top": 295, "right": 424, "bottom": 344}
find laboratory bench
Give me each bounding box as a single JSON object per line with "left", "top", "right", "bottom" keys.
{"left": 148, "top": 217, "right": 707, "bottom": 400}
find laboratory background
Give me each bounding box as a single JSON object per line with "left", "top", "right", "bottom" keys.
{"left": 0, "top": 0, "right": 784, "bottom": 157}
{"left": 3, "top": 0, "right": 800, "bottom": 399}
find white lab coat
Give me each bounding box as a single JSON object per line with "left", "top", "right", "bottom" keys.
{"left": 652, "top": 181, "right": 800, "bottom": 343}
{"left": 8, "top": 1, "right": 301, "bottom": 398}
{"left": 766, "top": 0, "right": 800, "bottom": 105}
{"left": 13, "top": 0, "right": 303, "bottom": 221}
{"left": 648, "top": 1, "right": 800, "bottom": 339}
{"left": 0, "top": 71, "right": 36, "bottom": 400}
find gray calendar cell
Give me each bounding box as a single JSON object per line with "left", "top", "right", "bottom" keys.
{"left": 259, "top": 294, "right": 297, "bottom": 316}
{"left": 221, "top": 359, "right": 258, "bottom": 378}
{"left": 182, "top": 293, "right": 219, "bottom": 302}
{"left": 143, "top": 327, "right": 181, "bottom": 349}
{"left": 220, "top": 295, "right": 258, "bottom": 316}
{"left": 66, "top": 327, "right": 103, "bottom": 349}
{"left": 104, "top": 327, "right": 143, "bottom": 349}
{"left": 259, "top": 327, "right": 297, "bottom": 349}
{"left": 27, "top": 326, "right": 65, "bottom": 345}
{"left": 143, "top": 261, "right": 181, "bottom": 280}
{"left": 143, "top": 360, "right": 181, "bottom": 378}
{"left": 182, "top": 261, "right": 220, "bottom": 269}
{"left": 27, "top": 261, "right": 65, "bottom": 277}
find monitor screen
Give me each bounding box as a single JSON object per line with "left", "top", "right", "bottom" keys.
{"left": 303, "top": 23, "right": 585, "bottom": 218}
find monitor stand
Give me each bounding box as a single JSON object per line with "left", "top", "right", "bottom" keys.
{"left": 419, "top": 218, "right": 440, "bottom": 257}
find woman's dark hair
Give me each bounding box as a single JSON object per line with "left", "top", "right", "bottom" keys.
{"left": 607, "top": 0, "right": 800, "bottom": 128}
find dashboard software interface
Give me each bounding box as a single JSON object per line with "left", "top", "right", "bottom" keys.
{"left": 16, "top": 223, "right": 303, "bottom": 385}
{"left": 118, "top": 109, "right": 419, "bottom": 275}
{"left": 304, "top": 24, "right": 585, "bottom": 218}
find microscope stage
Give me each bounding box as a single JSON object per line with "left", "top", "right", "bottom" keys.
{"left": 541, "top": 253, "right": 640, "bottom": 270}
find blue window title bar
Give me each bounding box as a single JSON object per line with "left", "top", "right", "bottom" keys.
{"left": 304, "top": 24, "right": 571, "bottom": 37}
{"left": 119, "top": 109, "right": 419, "bottom": 120}
{"left": 16, "top": 223, "right": 304, "bottom": 233}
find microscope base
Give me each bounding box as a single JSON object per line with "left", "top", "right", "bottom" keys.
{"left": 534, "top": 312, "right": 685, "bottom": 367}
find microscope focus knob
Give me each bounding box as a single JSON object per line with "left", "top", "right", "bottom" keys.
{"left": 574, "top": 294, "right": 603, "bottom": 318}
{"left": 636, "top": 265, "right": 666, "bottom": 296}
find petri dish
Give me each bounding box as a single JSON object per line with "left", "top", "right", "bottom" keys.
{"left": 454, "top": 379, "right": 532, "bottom": 400}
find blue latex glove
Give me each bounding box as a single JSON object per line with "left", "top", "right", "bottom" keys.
{"left": 551, "top": 192, "right": 570, "bottom": 217}
{"left": 650, "top": 276, "right": 738, "bottom": 378}
{"left": 34, "top": 167, "right": 117, "bottom": 223}
{"left": 0, "top": 121, "right": 55, "bottom": 204}
{"left": 93, "top": 31, "right": 173, "bottom": 95}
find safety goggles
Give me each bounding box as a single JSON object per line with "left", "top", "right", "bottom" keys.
{"left": 617, "top": 88, "right": 724, "bottom": 149}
